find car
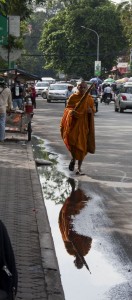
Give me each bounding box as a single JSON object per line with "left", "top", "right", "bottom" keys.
{"left": 35, "top": 81, "right": 50, "bottom": 97}
{"left": 72, "top": 81, "right": 99, "bottom": 112}
{"left": 41, "top": 77, "right": 56, "bottom": 83}
{"left": 46, "top": 83, "right": 71, "bottom": 103}
{"left": 114, "top": 83, "right": 132, "bottom": 113}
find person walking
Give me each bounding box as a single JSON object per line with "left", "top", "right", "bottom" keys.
{"left": 90, "top": 84, "right": 99, "bottom": 112}
{"left": 60, "top": 80, "right": 95, "bottom": 175}
{"left": 0, "top": 219, "right": 18, "bottom": 299}
{"left": 65, "top": 85, "right": 73, "bottom": 107}
{"left": 28, "top": 83, "right": 37, "bottom": 108}
{"left": 0, "top": 77, "right": 12, "bottom": 142}
{"left": 11, "top": 80, "right": 24, "bottom": 109}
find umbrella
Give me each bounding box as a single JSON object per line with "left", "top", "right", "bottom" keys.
{"left": 103, "top": 78, "right": 115, "bottom": 83}
{"left": 116, "top": 78, "right": 128, "bottom": 83}
{"left": 90, "top": 77, "right": 102, "bottom": 84}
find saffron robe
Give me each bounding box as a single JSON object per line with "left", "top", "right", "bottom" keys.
{"left": 60, "top": 92, "right": 95, "bottom": 160}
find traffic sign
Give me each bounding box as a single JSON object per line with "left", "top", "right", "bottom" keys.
{"left": 0, "top": 15, "right": 8, "bottom": 45}
{"left": 9, "top": 16, "right": 20, "bottom": 37}
{"left": 94, "top": 61, "right": 101, "bottom": 76}
{"left": 0, "top": 46, "right": 22, "bottom": 61}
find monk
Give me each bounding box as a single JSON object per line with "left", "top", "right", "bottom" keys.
{"left": 58, "top": 178, "right": 92, "bottom": 270}
{"left": 60, "top": 80, "right": 95, "bottom": 175}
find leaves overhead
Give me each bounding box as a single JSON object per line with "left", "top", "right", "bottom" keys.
{"left": 0, "top": 0, "right": 130, "bottom": 77}
{"left": 116, "top": 0, "right": 132, "bottom": 47}
{"left": 39, "top": 0, "right": 127, "bottom": 78}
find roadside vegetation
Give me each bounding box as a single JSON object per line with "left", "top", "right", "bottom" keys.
{"left": 0, "top": 0, "right": 131, "bottom": 78}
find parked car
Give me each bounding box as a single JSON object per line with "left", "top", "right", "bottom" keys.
{"left": 114, "top": 83, "right": 132, "bottom": 113}
{"left": 35, "top": 81, "right": 50, "bottom": 96}
{"left": 47, "top": 83, "right": 71, "bottom": 102}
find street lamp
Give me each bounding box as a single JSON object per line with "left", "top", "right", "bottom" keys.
{"left": 81, "top": 26, "right": 99, "bottom": 61}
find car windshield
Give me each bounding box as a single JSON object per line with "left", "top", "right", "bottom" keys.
{"left": 50, "top": 85, "right": 68, "bottom": 90}
{"left": 36, "top": 82, "right": 49, "bottom": 87}
{"left": 121, "top": 87, "right": 132, "bottom": 94}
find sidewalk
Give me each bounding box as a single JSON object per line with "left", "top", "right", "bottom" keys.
{"left": 0, "top": 134, "right": 65, "bottom": 300}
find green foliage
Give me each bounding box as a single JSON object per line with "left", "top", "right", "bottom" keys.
{"left": 0, "top": 0, "right": 31, "bottom": 20}
{"left": 39, "top": 0, "right": 128, "bottom": 79}
{"left": 0, "top": 57, "right": 7, "bottom": 69}
{"left": 18, "top": 11, "right": 56, "bottom": 77}
{"left": 116, "top": 1, "right": 132, "bottom": 47}
{"left": 0, "top": 0, "right": 130, "bottom": 77}
{"left": 0, "top": 0, "right": 6, "bottom": 15}
{"left": 39, "top": 11, "right": 67, "bottom": 70}
{"left": 2, "top": 34, "right": 23, "bottom": 51}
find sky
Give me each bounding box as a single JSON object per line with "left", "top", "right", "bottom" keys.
{"left": 111, "top": 0, "right": 123, "bottom": 3}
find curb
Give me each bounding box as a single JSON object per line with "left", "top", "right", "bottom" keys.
{"left": 27, "top": 143, "right": 65, "bottom": 300}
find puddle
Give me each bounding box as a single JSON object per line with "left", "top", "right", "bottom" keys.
{"left": 32, "top": 136, "right": 132, "bottom": 300}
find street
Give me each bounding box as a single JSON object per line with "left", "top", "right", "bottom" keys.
{"left": 32, "top": 97, "right": 132, "bottom": 299}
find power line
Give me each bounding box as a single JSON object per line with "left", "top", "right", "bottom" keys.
{"left": 21, "top": 51, "right": 123, "bottom": 58}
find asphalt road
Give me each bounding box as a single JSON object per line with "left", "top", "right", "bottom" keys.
{"left": 32, "top": 97, "right": 132, "bottom": 298}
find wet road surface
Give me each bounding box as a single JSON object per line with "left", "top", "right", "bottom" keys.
{"left": 32, "top": 130, "right": 132, "bottom": 300}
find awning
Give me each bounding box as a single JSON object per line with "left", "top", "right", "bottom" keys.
{"left": 0, "top": 68, "right": 42, "bottom": 82}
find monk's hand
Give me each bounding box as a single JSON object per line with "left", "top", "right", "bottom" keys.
{"left": 88, "top": 107, "right": 92, "bottom": 114}
{"left": 71, "top": 110, "right": 76, "bottom": 116}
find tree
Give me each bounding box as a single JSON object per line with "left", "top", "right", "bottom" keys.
{"left": 0, "top": 0, "right": 62, "bottom": 74}
{"left": 18, "top": 11, "right": 56, "bottom": 77}
{"left": 0, "top": 0, "right": 6, "bottom": 15}
{"left": 116, "top": 0, "right": 132, "bottom": 47}
{"left": 39, "top": 0, "right": 128, "bottom": 79}
{"left": 0, "top": 0, "right": 49, "bottom": 19}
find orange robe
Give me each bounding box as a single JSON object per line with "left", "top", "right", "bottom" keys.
{"left": 59, "top": 189, "right": 92, "bottom": 257}
{"left": 60, "top": 92, "right": 95, "bottom": 160}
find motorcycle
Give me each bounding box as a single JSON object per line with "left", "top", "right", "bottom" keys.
{"left": 101, "top": 92, "right": 112, "bottom": 105}
{"left": 92, "top": 94, "right": 98, "bottom": 112}
{"left": 104, "top": 93, "right": 112, "bottom": 105}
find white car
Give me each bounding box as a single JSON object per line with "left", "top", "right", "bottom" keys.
{"left": 47, "top": 83, "right": 71, "bottom": 103}
{"left": 35, "top": 81, "right": 50, "bottom": 96}
{"left": 114, "top": 82, "right": 132, "bottom": 112}
{"left": 41, "top": 77, "right": 56, "bottom": 83}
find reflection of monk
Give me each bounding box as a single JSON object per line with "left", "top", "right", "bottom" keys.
{"left": 58, "top": 179, "right": 92, "bottom": 270}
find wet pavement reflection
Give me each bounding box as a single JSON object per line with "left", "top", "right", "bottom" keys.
{"left": 32, "top": 136, "right": 132, "bottom": 300}
{"left": 59, "top": 178, "right": 92, "bottom": 274}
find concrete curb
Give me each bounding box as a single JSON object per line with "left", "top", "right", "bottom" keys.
{"left": 26, "top": 143, "right": 65, "bottom": 300}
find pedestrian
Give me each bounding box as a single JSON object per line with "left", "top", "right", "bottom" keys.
{"left": 60, "top": 79, "right": 95, "bottom": 175}
{"left": 28, "top": 83, "right": 36, "bottom": 108}
{"left": 90, "top": 84, "right": 98, "bottom": 112}
{"left": 0, "top": 77, "right": 12, "bottom": 142}
{"left": 11, "top": 80, "right": 24, "bottom": 109}
{"left": 58, "top": 178, "right": 92, "bottom": 271}
{"left": 65, "top": 85, "right": 73, "bottom": 107}
{"left": 0, "top": 220, "right": 18, "bottom": 299}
